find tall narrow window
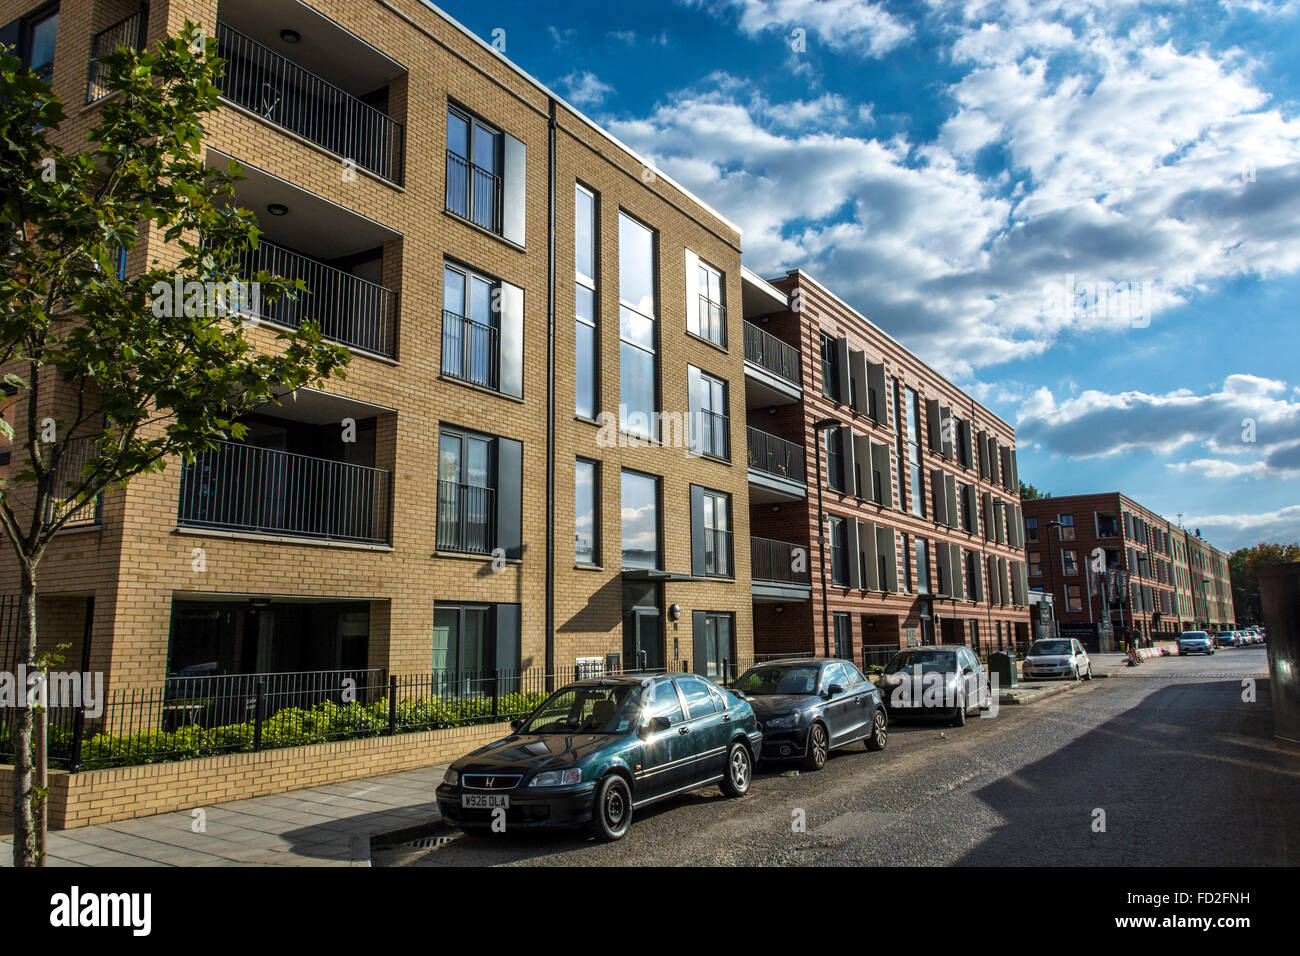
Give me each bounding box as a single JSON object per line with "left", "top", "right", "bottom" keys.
{"left": 820, "top": 333, "right": 840, "bottom": 401}
{"left": 915, "top": 537, "right": 931, "bottom": 594}
{"left": 690, "top": 259, "right": 726, "bottom": 347}
{"left": 575, "top": 458, "right": 598, "bottom": 565}
{"left": 22, "top": 7, "right": 58, "bottom": 81}
{"left": 906, "top": 388, "right": 924, "bottom": 518}
{"left": 438, "top": 429, "right": 492, "bottom": 554}
{"left": 446, "top": 106, "right": 501, "bottom": 232}
{"left": 621, "top": 470, "right": 660, "bottom": 570}
{"left": 575, "top": 185, "right": 598, "bottom": 419}
{"left": 618, "top": 213, "right": 656, "bottom": 439}
{"left": 689, "top": 368, "right": 729, "bottom": 460}
{"left": 693, "top": 488, "right": 732, "bottom": 578}
{"left": 442, "top": 263, "right": 498, "bottom": 390}
{"left": 892, "top": 378, "right": 906, "bottom": 510}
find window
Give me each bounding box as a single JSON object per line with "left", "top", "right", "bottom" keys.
{"left": 826, "top": 428, "right": 844, "bottom": 493}
{"left": 915, "top": 537, "right": 931, "bottom": 595}
{"left": 1062, "top": 550, "right": 1078, "bottom": 575}
{"left": 437, "top": 427, "right": 522, "bottom": 557}
{"left": 691, "top": 487, "right": 732, "bottom": 578}
{"left": 8, "top": 4, "right": 58, "bottom": 80}
{"left": 960, "top": 483, "right": 974, "bottom": 533}
{"left": 446, "top": 106, "right": 501, "bottom": 232}
{"left": 621, "top": 470, "right": 660, "bottom": 570}
{"left": 693, "top": 612, "right": 734, "bottom": 681}
{"left": 442, "top": 263, "right": 498, "bottom": 390}
{"left": 1025, "top": 516, "right": 1039, "bottom": 542}
{"left": 575, "top": 184, "right": 598, "bottom": 419}
{"left": 892, "top": 378, "right": 906, "bottom": 510}
{"left": 433, "top": 603, "right": 521, "bottom": 679}
{"left": 575, "top": 459, "right": 598, "bottom": 565}
{"left": 619, "top": 213, "right": 657, "bottom": 440}
{"left": 1058, "top": 514, "right": 1075, "bottom": 541}
{"left": 1096, "top": 511, "right": 1118, "bottom": 537}
{"left": 906, "top": 388, "right": 924, "bottom": 518}
{"left": 689, "top": 257, "right": 726, "bottom": 347}
{"left": 689, "top": 367, "right": 729, "bottom": 460}
{"left": 966, "top": 551, "right": 980, "bottom": 598}
{"left": 1066, "top": 585, "right": 1083, "bottom": 612}
{"left": 643, "top": 680, "right": 683, "bottom": 724}
{"left": 820, "top": 333, "right": 841, "bottom": 401}
{"left": 1029, "top": 552, "right": 1043, "bottom": 577}
{"left": 828, "top": 516, "right": 848, "bottom": 586}
{"left": 902, "top": 533, "right": 912, "bottom": 593}
{"left": 676, "top": 676, "right": 718, "bottom": 720}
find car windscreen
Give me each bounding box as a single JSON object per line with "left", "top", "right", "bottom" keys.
{"left": 1181, "top": 632, "right": 1209, "bottom": 640}
{"left": 884, "top": 651, "right": 957, "bottom": 675}
{"left": 734, "top": 665, "right": 820, "bottom": 695}
{"left": 520, "top": 684, "right": 640, "bottom": 734}
{"left": 1029, "top": 640, "right": 1072, "bottom": 656}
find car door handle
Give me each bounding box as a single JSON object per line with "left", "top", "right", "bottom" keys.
{"left": 678, "top": 727, "right": 690, "bottom": 735}
{"left": 722, "top": 714, "right": 732, "bottom": 722}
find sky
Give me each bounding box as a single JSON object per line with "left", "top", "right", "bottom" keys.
{"left": 437, "top": 0, "right": 1300, "bottom": 552}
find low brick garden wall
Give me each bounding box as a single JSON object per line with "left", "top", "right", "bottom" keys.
{"left": 0, "top": 720, "right": 509, "bottom": 829}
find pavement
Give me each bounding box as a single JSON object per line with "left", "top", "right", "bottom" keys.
{"left": 0, "top": 765, "right": 449, "bottom": 867}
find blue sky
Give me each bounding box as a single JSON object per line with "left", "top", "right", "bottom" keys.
{"left": 437, "top": 0, "right": 1300, "bottom": 551}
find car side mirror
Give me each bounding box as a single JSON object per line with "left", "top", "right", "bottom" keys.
{"left": 638, "top": 715, "right": 671, "bottom": 739}
{"left": 510, "top": 718, "right": 524, "bottom": 732}
{"left": 962, "top": 667, "right": 974, "bottom": 676}
{"left": 826, "top": 683, "right": 844, "bottom": 697}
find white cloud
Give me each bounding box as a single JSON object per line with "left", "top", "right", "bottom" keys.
{"left": 1182, "top": 503, "right": 1300, "bottom": 549}
{"left": 683, "top": 0, "right": 913, "bottom": 57}
{"left": 558, "top": 70, "right": 615, "bottom": 108}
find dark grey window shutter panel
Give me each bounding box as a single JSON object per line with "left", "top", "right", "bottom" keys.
{"left": 835, "top": 338, "right": 851, "bottom": 405}
{"left": 849, "top": 349, "right": 868, "bottom": 415}
{"left": 845, "top": 517, "right": 861, "bottom": 589}
{"left": 687, "top": 365, "right": 702, "bottom": 456}
{"left": 839, "top": 427, "right": 855, "bottom": 492}
{"left": 867, "top": 362, "right": 887, "bottom": 424}
{"left": 926, "top": 398, "right": 941, "bottom": 450}
{"left": 498, "top": 280, "right": 524, "bottom": 398}
{"left": 978, "top": 429, "right": 990, "bottom": 476}
{"left": 495, "top": 437, "right": 523, "bottom": 559}
{"left": 692, "top": 610, "right": 707, "bottom": 676}
{"left": 690, "top": 484, "right": 706, "bottom": 576}
{"left": 502, "top": 132, "right": 527, "bottom": 245}
{"left": 493, "top": 604, "right": 522, "bottom": 672}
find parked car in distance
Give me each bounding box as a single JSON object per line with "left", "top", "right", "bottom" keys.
{"left": 1178, "top": 631, "right": 1215, "bottom": 656}
{"left": 733, "top": 658, "right": 887, "bottom": 771}
{"left": 1022, "top": 638, "right": 1093, "bottom": 681}
{"left": 1217, "top": 631, "right": 1239, "bottom": 647}
{"left": 435, "top": 674, "right": 762, "bottom": 842}
{"left": 876, "top": 645, "right": 986, "bottom": 727}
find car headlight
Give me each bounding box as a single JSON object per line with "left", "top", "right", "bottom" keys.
{"left": 529, "top": 768, "right": 582, "bottom": 787}
{"left": 442, "top": 768, "right": 459, "bottom": 786}
{"left": 766, "top": 712, "right": 802, "bottom": 730}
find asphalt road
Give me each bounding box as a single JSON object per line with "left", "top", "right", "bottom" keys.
{"left": 376, "top": 646, "right": 1294, "bottom": 867}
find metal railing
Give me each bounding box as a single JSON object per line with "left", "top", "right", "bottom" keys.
{"left": 747, "top": 426, "right": 806, "bottom": 483}
{"left": 743, "top": 320, "right": 800, "bottom": 386}
{"left": 702, "top": 528, "right": 733, "bottom": 578}
{"left": 445, "top": 150, "right": 501, "bottom": 233}
{"left": 164, "top": 667, "right": 385, "bottom": 727}
{"left": 441, "top": 310, "right": 499, "bottom": 389}
{"left": 86, "top": 6, "right": 148, "bottom": 103}
{"left": 697, "top": 294, "right": 727, "bottom": 347}
{"left": 751, "top": 536, "right": 810, "bottom": 585}
{"left": 861, "top": 645, "right": 900, "bottom": 671}
{"left": 215, "top": 23, "right": 405, "bottom": 185}
{"left": 177, "top": 440, "right": 391, "bottom": 545}
{"left": 693, "top": 409, "right": 730, "bottom": 461}
{"left": 47, "top": 436, "right": 104, "bottom": 528}
{"left": 436, "top": 480, "right": 496, "bottom": 555}
{"left": 227, "top": 238, "right": 398, "bottom": 357}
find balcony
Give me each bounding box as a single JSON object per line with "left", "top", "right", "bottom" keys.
{"left": 442, "top": 310, "right": 499, "bottom": 390}
{"left": 213, "top": 15, "right": 405, "bottom": 185}
{"left": 692, "top": 408, "right": 731, "bottom": 462}
{"left": 445, "top": 151, "right": 501, "bottom": 234}
{"left": 747, "top": 426, "right": 807, "bottom": 503}
{"left": 743, "top": 320, "right": 801, "bottom": 407}
{"left": 86, "top": 6, "right": 147, "bottom": 104}
{"left": 751, "top": 536, "right": 812, "bottom": 602}
{"left": 178, "top": 440, "right": 391, "bottom": 545}
{"left": 228, "top": 238, "right": 398, "bottom": 358}
{"left": 701, "top": 528, "right": 734, "bottom": 578}
{"left": 49, "top": 436, "right": 103, "bottom": 529}
{"left": 436, "top": 480, "right": 497, "bottom": 556}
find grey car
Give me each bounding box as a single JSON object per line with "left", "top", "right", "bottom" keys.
{"left": 876, "top": 645, "right": 987, "bottom": 727}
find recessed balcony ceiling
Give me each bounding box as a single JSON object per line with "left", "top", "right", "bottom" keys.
{"left": 217, "top": 0, "right": 405, "bottom": 97}
{"left": 262, "top": 387, "right": 396, "bottom": 425}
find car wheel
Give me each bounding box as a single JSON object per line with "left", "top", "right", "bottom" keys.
{"left": 1083, "top": 663, "right": 1093, "bottom": 681}
{"left": 866, "top": 707, "right": 888, "bottom": 751}
{"left": 590, "top": 774, "right": 632, "bottom": 843}
{"left": 720, "top": 741, "right": 752, "bottom": 797}
{"left": 951, "top": 694, "right": 967, "bottom": 727}
{"left": 803, "top": 722, "right": 829, "bottom": 771}
{"left": 1071, "top": 665, "right": 1080, "bottom": 682}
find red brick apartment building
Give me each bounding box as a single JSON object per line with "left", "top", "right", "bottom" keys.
{"left": 0, "top": 0, "right": 756, "bottom": 691}
{"left": 741, "top": 271, "right": 1032, "bottom": 664}
{"left": 1020, "top": 493, "right": 1235, "bottom": 647}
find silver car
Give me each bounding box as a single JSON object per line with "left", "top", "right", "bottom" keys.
{"left": 1022, "top": 638, "right": 1092, "bottom": 681}
{"left": 1178, "top": 631, "right": 1215, "bottom": 655}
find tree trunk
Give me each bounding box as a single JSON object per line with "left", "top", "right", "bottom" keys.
{"left": 11, "top": 562, "right": 37, "bottom": 868}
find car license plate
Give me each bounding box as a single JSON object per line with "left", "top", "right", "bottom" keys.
{"left": 461, "top": 793, "right": 509, "bottom": 810}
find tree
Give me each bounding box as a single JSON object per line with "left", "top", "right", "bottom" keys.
{"left": 1229, "top": 542, "right": 1300, "bottom": 625}
{"left": 0, "top": 26, "right": 349, "bottom": 866}
{"left": 1019, "top": 481, "right": 1050, "bottom": 500}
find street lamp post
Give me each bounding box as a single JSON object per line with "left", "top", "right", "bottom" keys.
{"left": 1045, "top": 519, "right": 1063, "bottom": 638}
{"left": 812, "top": 418, "right": 840, "bottom": 658}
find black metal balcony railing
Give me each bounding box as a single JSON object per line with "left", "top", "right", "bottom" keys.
{"left": 743, "top": 320, "right": 800, "bottom": 386}
{"left": 48, "top": 436, "right": 103, "bottom": 528}
{"left": 702, "top": 528, "right": 733, "bottom": 578}
{"left": 693, "top": 409, "right": 730, "bottom": 461}
{"left": 225, "top": 238, "right": 398, "bottom": 358}
{"left": 436, "top": 480, "right": 496, "bottom": 555}
{"left": 697, "top": 294, "right": 727, "bottom": 348}
{"left": 445, "top": 151, "right": 502, "bottom": 233}
{"left": 747, "top": 426, "right": 806, "bottom": 483}
{"left": 751, "top": 536, "right": 810, "bottom": 585}
{"left": 86, "top": 6, "right": 147, "bottom": 103}
{"left": 441, "top": 310, "right": 499, "bottom": 390}
{"left": 215, "top": 23, "right": 405, "bottom": 185}
{"left": 178, "top": 440, "right": 391, "bottom": 545}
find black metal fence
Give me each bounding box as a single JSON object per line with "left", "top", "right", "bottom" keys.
{"left": 747, "top": 426, "right": 805, "bottom": 483}
{"left": 86, "top": 6, "right": 148, "bottom": 103}
{"left": 751, "top": 536, "right": 810, "bottom": 585}
{"left": 445, "top": 150, "right": 501, "bottom": 232}
{"left": 227, "top": 237, "right": 398, "bottom": 357}
{"left": 743, "top": 320, "right": 800, "bottom": 385}
{"left": 441, "top": 310, "right": 499, "bottom": 389}
{"left": 47, "top": 436, "right": 104, "bottom": 528}
{"left": 215, "top": 23, "right": 405, "bottom": 185}
{"left": 177, "top": 440, "right": 392, "bottom": 545}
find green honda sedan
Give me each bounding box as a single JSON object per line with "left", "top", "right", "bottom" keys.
{"left": 436, "top": 673, "right": 762, "bottom": 841}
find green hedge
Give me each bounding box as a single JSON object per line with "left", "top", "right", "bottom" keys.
{"left": 0, "top": 690, "right": 549, "bottom": 771}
